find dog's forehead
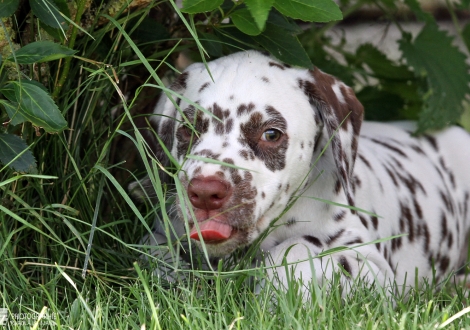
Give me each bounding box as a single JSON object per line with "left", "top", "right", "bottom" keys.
{"left": 179, "top": 54, "right": 312, "bottom": 121}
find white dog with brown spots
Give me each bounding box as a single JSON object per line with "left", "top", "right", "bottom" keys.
{"left": 132, "top": 50, "right": 470, "bottom": 295}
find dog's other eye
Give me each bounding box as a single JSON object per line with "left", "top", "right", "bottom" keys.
{"left": 261, "top": 129, "right": 282, "bottom": 142}
{"left": 179, "top": 125, "right": 198, "bottom": 141}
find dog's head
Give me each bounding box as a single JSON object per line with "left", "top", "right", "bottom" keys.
{"left": 137, "top": 50, "right": 363, "bottom": 257}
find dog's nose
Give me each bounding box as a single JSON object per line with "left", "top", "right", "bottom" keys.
{"left": 188, "top": 177, "right": 232, "bottom": 210}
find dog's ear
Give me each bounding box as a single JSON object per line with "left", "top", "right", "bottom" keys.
{"left": 301, "top": 68, "right": 364, "bottom": 209}
{"left": 129, "top": 72, "right": 189, "bottom": 201}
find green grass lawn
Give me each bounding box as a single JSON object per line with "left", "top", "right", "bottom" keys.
{"left": 1, "top": 227, "right": 470, "bottom": 330}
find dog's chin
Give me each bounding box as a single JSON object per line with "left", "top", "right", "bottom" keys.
{"left": 190, "top": 229, "right": 254, "bottom": 258}
{"left": 191, "top": 239, "right": 234, "bottom": 258}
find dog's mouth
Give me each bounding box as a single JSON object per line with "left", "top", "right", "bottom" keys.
{"left": 189, "top": 219, "right": 235, "bottom": 244}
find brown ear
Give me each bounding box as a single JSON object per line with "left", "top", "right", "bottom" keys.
{"left": 303, "top": 68, "right": 364, "bottom": 209}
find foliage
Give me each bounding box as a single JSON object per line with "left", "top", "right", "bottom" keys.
{"left": 0, "top": 0, "right": 469, "bottom": 328}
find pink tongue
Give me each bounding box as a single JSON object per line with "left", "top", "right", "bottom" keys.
{"left": 189, "top": 220, "right": 233, "bottom": 242}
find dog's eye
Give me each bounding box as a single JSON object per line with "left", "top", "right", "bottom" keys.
{"left": 261, "top": 129, "right": 282, "bottom": 142}
{"left": 179, "top": 125, "right": 198, "bottom": 141}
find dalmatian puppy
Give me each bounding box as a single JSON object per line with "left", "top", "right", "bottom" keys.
{"left": 133, "top": 50, "right": 470, "bottom": 295}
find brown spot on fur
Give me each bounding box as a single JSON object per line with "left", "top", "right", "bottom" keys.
{"left": 439, "top": 256, "right": 450, "bottom": 272}
{"left": 326, "top": 229, "right": 345, "bottom": 246}
{"left": 370, "top": 138, "right": 408, "bottom": 158}
{"left": 359, "top": 214, "right": 368, "bottom": 228}
{"left": 371, "top": 214, "right": 378, "bottom": 230}
{"left": 237, "top": 103, "right": 255, "bottom": 117}
{"left": 413, "top": 198, "right": 423, "bottom": 219}
{"left": 333, "top": 210, "right": 346, "bottom": 222}
{"left": 424, "top": 135, "right": 438, "bottom": 150}
{"left": 358, "top": 154, "right": 372, "bottom": 170}
{"left": 334, "top": 179, "right": 341, "bottom": 195}
{"left": 439, "top": 190, "right": 454, "bottom": 215}
{"left": 199, "top": 82, "right": 210, "bottom": 93}
{"left": 239, "top": 150, "right": 249, "bottom": 160}
{"left": 339, "top": 256, "right": 352, "bottom": 277}
{"left": 411, "top": 144, "right": 425, "bottom": 155}
{"left": 269, "top": 62, "right": 285, "bottom": 70}
{"left": 345, "top": 237, "right": 363, "bottom": 245}
{"left": 171, "top": 72, "right": 189, "bottom": 90}
{"left": 304, "top": 235, "right": 323, "bottom": 248}
{"left": 385, "top": 166, "right": 398, "bottom": 186}
{"left": 226, "top": 118, "right": 234, "bottom": 134}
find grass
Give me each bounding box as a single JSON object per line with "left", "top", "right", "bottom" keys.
{"left": 1, "top": 2, "right": 470, "bottom": 329}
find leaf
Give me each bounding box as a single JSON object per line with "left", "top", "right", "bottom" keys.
{"left": 252, "top": 22, "right": 312, "bottom": 68}
{"left": 200, "top": 32, "right": 223, "bottom": 57}
{"left": 30, "top": 0, "right": 67, "bottom": 30}
{"left": 0, "top": 99, "right": 27, "bottom": 125}
{"left": 356, "top": 87, "right": 404, "bottom": 121}
{"left": 462, "top": 22, "right": 470, "bottom": 53}
{"left": 403, "top": 0, "right": 434, "bottom": 23}
{"left": 41, "top": 25, "right": 66, "bottom": 42}
{"left": 266, "top": 10, "right": 302, "bottom": 34}
{"left": 457, "top": 0, "right": 470, "bottom": 9}
{"left": 356, "top": 44, "right": 414, "bottom": 80}
{"left": 0, "top": 133, "right": 37, "bottom": 173}
{"left": 1, "top": 81, "right": 68, "bottom": 133}
{"left": 273, "top": 0, "right": 342, "bottom": 22}
{"left": 245, "top": 0, "right": 275, "bottom": 31}
{"left": 53, "top": 0, "right": 70, "bottom": 17}
{"left": 399, "top": 24, "right": 470, "bottom": 133}
{"left": 181, "top": 0, "right": 223, "bottom": 13}
{"left": 6, "top": 41, "right": 76, "bottom": 64}
{"left": 231, "top": 8, "right": 263, "bottom": 36}
{"left": 130, "top": 17, "right": 170, "bottom": 42}
{"left": 0, "top": 0, "right": 19, "bottom": 18}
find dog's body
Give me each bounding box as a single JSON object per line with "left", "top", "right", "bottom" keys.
{"left": 136, "top": 51, "right": 470, "bottom": 293}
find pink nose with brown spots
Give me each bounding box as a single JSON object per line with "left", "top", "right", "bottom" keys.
{"left": 188, "top": 177, "right": 232, "bottom": 210}
{"left": 187, "top": 176, "right": 233, "bottom": 242}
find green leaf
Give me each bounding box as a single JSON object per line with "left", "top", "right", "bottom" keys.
{"left": 41, "top": 25, "right": 66, "bottom": 42}
{"left": 245, "top": 0, "right": 275, "bottom": 31}
{"left": 1, "top": 81, "right": 68, "bottom": 133}
{"left": 403, "top": 0, "right": 434, "bottom": 23}
{"left": 131, "top": 17, "right": 170, "bottom": 42}
{"left": 457, "top": 0, "right": 470, "bottom": 10}
{"left": 0, "top": 99, "right": 26, "bottom": 125}
{"left": 399, "top": 24, "right": 470, "bottom": 133}
{"left": 273, "top": 0, "right": 342, "bottom": 22}
{"left": 53, "top": 0, "right": 70, "bottom": 17}
{"left": 0, "top": 0, "right": 19, "bottom": 18}
{"left": 6, "top": 41, "right": 76, "bottom": 64}
{"left": 30, "top": 0, "right": 67, "bottom": 30}
{"left": 356, "top": 44, "right": 414, "bottom": 80}
{"left": 231, "top": 8, "right": 263, "bottom": 36}
{"left": 200, "top": 32, "right": 223, "bottom": 57}
{"left": 357, "top": 87, "right": 404, "bottom": 121}
{"left": 0, "top": 133, "right": 37, "bottom": 173}
{"left": 462, "top": 22, "right": 470, "bottom": 53}
{"left": 252, "top": 22, "right": 312, "bottom": 68}
{"left": 181, "top": 0, "right": 223, "bottom": 13}
{"left": 266, "top": 10, "right": 302, "bottom": 34}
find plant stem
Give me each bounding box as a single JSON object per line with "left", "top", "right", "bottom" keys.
{"left": 52, "top": 0, "right": 88, "bottom": 100}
